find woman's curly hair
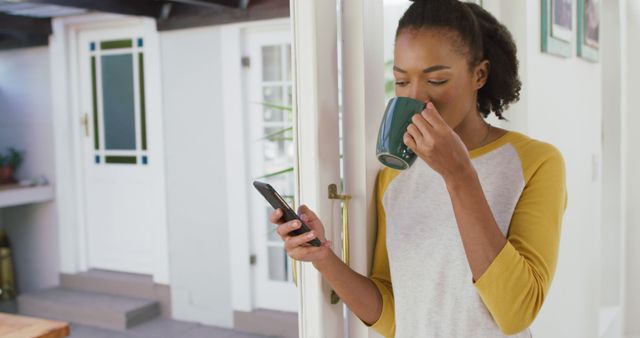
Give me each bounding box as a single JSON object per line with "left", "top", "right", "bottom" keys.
{"left": 397, "top": 0, "right": 521, "bottom": 119}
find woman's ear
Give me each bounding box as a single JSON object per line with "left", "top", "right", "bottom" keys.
{"left": 474, "top": 60, "right": 490, "bottom": 90}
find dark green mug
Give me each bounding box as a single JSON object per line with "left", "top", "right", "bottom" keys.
{"left": 376, "top": 97, "right": 426, "bottom": 170}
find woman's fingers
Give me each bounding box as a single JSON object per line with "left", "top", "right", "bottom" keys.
{"left": 298, "top": 205, "right": 318, "bottom": 225}
{"left": 269, "top": 208, "right": 284, "bottom": 224}
{"left": 406, "top": 123, "right": 421, "bottom": 139}
{"left": 421, "top": 102, "right": 447, "bottom": 129}
{"left": 404, "top": 131, "right": 417, "bottom": 150}
{"left": 407, "top": 114, "right": 437, "bottom": 139}
{"left": 276, "top": 219, "right": 301, "bottom": 239}
{"left": 284, "top": 231, "right": 318, "bottom": 251}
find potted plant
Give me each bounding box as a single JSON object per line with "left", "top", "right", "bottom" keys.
{"left": 0, "top": 148, "right": 23, "bottom": 185}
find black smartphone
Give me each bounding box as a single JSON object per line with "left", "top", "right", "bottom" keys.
{"left": 253, "top": 181, "right": 322, "bottom": 247}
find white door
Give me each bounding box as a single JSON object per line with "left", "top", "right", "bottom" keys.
{"left": 77, "top": 26, "right": 168, "bottom": 279}
{"left": 292, "top": 0, "right": 385, "bottom": 337}
{"left": 245, "top": 28, "right": 298, "bottom": 312}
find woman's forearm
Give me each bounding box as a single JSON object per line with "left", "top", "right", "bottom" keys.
{"left": 445, "top": 166, "right": 507, "bottom": 281}
{"left": 312, "top": 251, "right": 383, "bottom": 325}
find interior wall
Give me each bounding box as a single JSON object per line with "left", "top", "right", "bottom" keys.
{"left": 522, "top": 1, "right": 602, "bottom": 337}
{"left": 0, "top": 46, "right": 59, "bottom": 293}
{"left": 484, "top": 1, "right": 604, "bottom": 337}
{"left": 624, "top": 0, "right": 640, "bottom": 336}
{"left": 159, "top": 25, "right": 233, "bottom": 327}
{"left": 600, "top": 0, "right": 622, "bottom": 310}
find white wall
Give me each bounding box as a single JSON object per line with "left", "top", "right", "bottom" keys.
{"left": 624, "top": 1, "right": 640, "bottom": 336}
{"left": 159, "top": 26, "right": 233, "bottom": 327}
{"left": 482, "top": 0, "right": 605, "bottom": 336}
{"left": 509, "top": 1, "right": 602, "bottom": 337}
{"left": 0, "top": 46, "right": 59, "bottom": 292}
{"left": 600, "top": 0, "right": 622, "bottom": 310}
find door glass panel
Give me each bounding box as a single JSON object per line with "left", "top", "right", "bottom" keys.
{"left": 262, "top": 45, "right": 282, "bottom": 81}
{"left": 88, "top": 37, "right": 148, "bottom": 165}
{"left": 91, "top": 56, "right": 100, "bottom": 150}
{"left": 263, "top": 86, "right": 284, "bottom": 121}
{"left": 263, "top": 127, "right": 290, "bottom": 162}
{"left": 101, "top": 54, "right": 136, "bottom": 150}
{"left": 259, "top": 43, "right": 293, "bottom": 286}
{"left": 268, "top": 246, "right": 288, "bottom": 281}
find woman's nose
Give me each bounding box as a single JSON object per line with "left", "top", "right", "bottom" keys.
{"left": 408, "top": 83, "right": 430, "bottom": 103}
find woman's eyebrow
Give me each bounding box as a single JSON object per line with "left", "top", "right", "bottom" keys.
{"left": 393, "top": 65, "right": 451, "bottom": 73}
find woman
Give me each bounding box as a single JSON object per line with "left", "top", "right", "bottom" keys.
{"left": 270, "top": 0, "right": 567, "bottom": 337}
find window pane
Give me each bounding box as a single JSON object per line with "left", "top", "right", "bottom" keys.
{"left": 262, "top": 45, "right": 282, "bottom": 82}
{"left": 263, "top": 127, "right": 290, "bottom": 162}
{"left": 268, "top": 246, "right": 288, "bottom": 281}
{"left": 263, "top": 86, "right": 284, "bottom": 122}
{"left": 101, "top": 54, "right": 136, "bottom": 150}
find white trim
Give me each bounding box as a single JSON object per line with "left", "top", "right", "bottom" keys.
{"left": 245, "top": 29, "right": 298, "bottom": 312}
{"left": 619, "top": 0, "right": 628, "bottom": 333}
{"left": 221, "top": 23, "right": 253, "bottom": 312}
{"left": 51, "top": 13, "right": 170, "bottom": 284}
{"left": 221, "top": 18, "right": 292, "bottom": 313}
{"left": 340, "top": 0, "right": 386, "bottom": 336}
{"left": 290, "top": 0, "right": 343, "bottom": 337}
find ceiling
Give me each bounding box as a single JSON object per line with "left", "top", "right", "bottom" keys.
{"left": 0, "top": 0, "right": 288, "bottom": 50}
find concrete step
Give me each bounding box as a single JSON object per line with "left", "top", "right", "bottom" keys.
{"left": 60, "top": 269, "right": 170, "bottom": 317}
{"left": 17, "top": 287, "right": 160, "bottom": 331}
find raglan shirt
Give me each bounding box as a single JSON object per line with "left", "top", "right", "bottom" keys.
{"left": 369, "top": 131, "right": 567, "bottom": 338}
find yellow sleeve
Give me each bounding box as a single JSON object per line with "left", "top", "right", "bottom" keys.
{"left": 367, "top": 168, "right": 400, "bottom": 338}
{"left": 473, "top": 143, "right": 568, "bottom": 334}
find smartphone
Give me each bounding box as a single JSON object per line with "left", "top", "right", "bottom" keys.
{"left": 253, "top": 181, "right": 322, "bottom": 247}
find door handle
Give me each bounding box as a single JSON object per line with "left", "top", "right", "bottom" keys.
{"left": 328, "top": 183, "right": 351, "bottom": 304}
{"left": 81, "top": 113, "right": 89, "bottom": 137}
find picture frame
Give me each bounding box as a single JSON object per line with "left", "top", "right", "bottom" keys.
{"left": 541, "top": 0, "right": 573, "bottom": 57}
{"left": 577, "top": 0, "right": 599, "bottom": 61}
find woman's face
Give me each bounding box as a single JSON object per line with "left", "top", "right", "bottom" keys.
{"left": 393, "top": 28, "right": 486, "bottom": 129}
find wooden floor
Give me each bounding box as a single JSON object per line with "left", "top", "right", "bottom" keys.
{"left": 0, "top": 313, "right": 69, "bottom": 338}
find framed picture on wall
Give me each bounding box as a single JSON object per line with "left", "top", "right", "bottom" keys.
{"left": 577, "top": 0, "right": 599, "bottom": 61}
{"left": 541, "top": 0, "right": 573, "bottom": 57}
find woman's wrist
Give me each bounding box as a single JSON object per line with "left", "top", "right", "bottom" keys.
{"left": 444, "top": 162, "right": 477, "bottom": 189}
{"left": 312, "top": 248, "right": 340, "bottom": 272}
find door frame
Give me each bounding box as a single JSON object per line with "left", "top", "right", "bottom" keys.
{"left": 339, "top": 0, "right": 386, "bottom": 336}
{"left": 244, "top": 28, "right": 298, "bottom": 312}
{"left": 221, "top": 18, "right": 293, "bottom": 313}
{"left": 51, "top": 13, "right": 170, "bottom": 284}
{"left": 291, "top": 0, "right": 385, "bottom": 337}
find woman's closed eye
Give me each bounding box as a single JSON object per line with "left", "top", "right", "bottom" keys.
{"left": 394, "top": 79, "right": 449, "bottom": 87}
{"left": 428, "top": 79, "right": 448, "bottom": 85}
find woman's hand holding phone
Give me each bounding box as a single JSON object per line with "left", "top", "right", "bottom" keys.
{"left": 271, "top": 205, "right": 333, "bottom": 262}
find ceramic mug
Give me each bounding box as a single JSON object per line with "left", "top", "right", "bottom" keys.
{"left": 376, "top": 96, "right": 426, "bottom": 170}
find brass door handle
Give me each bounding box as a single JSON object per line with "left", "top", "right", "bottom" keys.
{"left": 81, "top": 113, "right": 89, "bottom": 137}
{"left": 328, "top": 183, "right": 351, "bottom": 304}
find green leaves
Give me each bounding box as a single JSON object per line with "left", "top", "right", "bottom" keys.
{"left": 0, "top": 148, "right": 23, "bottom": 169}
